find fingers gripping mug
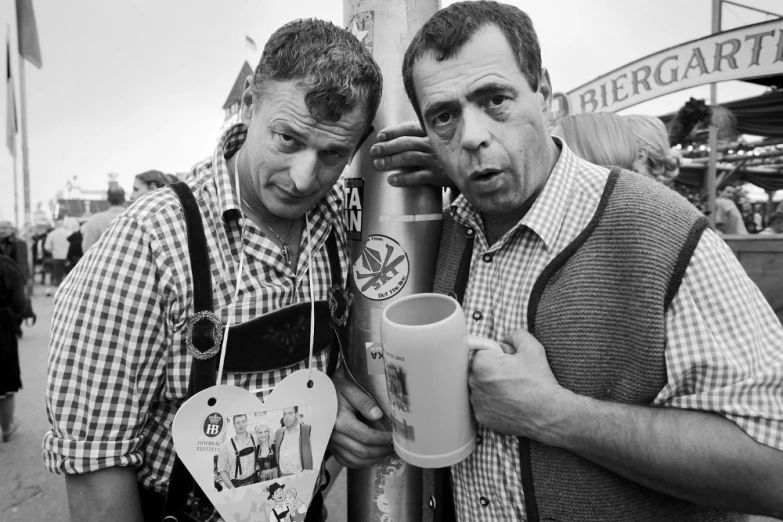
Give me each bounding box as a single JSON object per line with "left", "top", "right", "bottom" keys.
{"left": 380, "top": 293, "right": 475, "bottom": 468}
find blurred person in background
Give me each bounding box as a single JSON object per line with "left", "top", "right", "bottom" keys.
{"left": 65, "top": 218, "right": 84, "bottom": 272}
{"left": 44, "top": 219, "right": 71, "bottom": 296}
{"left": 130, "top": 169, "right": 173, "bottom": 201}
{"left": 81, "top": 186, "right": 127, "bottom": 252}
{"left": 623, "top": 114, "right": 680, "bottom": 182}
{"left": 31, "top": 226, "right": 51, "bottom": 286}
{"left": 715, "top": 186, "right": 748, "bottom": 235}
{"left": 0, "top": 221, "right": 29, "bottom": 338}
{"left": 758, "top": 211, "right": 783, "bottom": 235}
{"left": 0, "top": 221, "right": 30, "bottom": 284}
{"left": 740, "top": 200, "right": 763, "bottom": 234}
{"left": 0, "top": 247, "right": 26, "bottom": 442}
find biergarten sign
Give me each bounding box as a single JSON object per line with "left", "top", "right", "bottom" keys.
{"left": 553, "top": 18, "right": 783, "bottom": 116}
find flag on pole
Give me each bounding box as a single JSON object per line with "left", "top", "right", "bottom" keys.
{"left": 245, "top": 35, "right": 257, "bottom": 52}
{"left": 6, "top": 35, "right": 17, "bottom": 157}
{"left": 15, "top": 0, "right": 42, "bottom": 69}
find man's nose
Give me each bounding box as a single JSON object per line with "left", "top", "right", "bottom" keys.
{"left": 459, "top": 107, "right": 491, "bottom": 151}
{"left": 289, "top": 151, "right": 319, "bottom": 194}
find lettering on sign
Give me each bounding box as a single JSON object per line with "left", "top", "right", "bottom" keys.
{"left": 352, "top": 235, "right": 410, "bottom": 301}
{"left": 554, "top": 19, "right": 783, "bottom": 115}
{"left": 344, "top": 178, "right": 364, "bottom": 241}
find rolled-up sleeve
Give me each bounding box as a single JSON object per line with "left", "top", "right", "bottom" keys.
{"left": 655, "top": 229, "right": 783, "bottom": 451}
{"left": 44, "top": 214, "right": 173, "bottom": 474}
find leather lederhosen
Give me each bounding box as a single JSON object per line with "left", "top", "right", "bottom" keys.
{"left": 229, "top": 434, "right": 256, "bottom": 484}
{"left": 140, "top": 182, "right": 349, "bottom": 522}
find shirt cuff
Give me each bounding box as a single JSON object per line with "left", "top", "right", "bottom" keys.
{"left": 42, "top": 429, "right": 144, "bottom": 475}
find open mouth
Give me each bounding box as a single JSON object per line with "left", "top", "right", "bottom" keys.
{"left": 470, "top": 168, "right": 503, "bottom": 183}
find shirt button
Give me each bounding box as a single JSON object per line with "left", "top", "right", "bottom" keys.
{"left": 472, "top": 311, "right": 483, "bottom": 321}
{"left": 465, "top": 228, "right": 475, "bottom": 237}
{"left": 479, "top": 496, "right": 489, "bottom": 507}
{"left": 482, "top": 253, "right": 492, "bottom": 263}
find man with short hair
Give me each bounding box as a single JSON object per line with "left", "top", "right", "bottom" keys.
{"left": 217, "top": 414, "right": 257, "bottom": 489}
{"left": 45, "top": 18, "right": 386, "bottom": 522}
{"left": 275, "top": 406, "right": 313, "bottom": 476}
{"left": 80, "top": 185, "right": 127, "bottom": 251}
{"left": 366, "top": 1, "right": 783, "bottom": 520}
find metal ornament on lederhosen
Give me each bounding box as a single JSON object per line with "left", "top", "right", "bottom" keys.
{"left": 158, "top": 182, "right": 350, "bottom": 522}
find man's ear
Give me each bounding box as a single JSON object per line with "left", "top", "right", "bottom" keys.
{"left": 349, "top": 124, "right": 375, "bottom": 164}
{"left": 538, "top": 67, "right": 554, "bottom": 118}
{"left": 240, "top": 75, "right": 255, "bottom": 125}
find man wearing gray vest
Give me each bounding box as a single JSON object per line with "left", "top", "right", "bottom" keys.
{"left": 368, "top": 1, "right": 783, "bottom": 520}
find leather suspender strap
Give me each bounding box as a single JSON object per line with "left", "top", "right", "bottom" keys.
{"left": 162, "top": 182, "right": 219, "bottom": 521}
{"left": 325, "top": 229, "right": 342, "bottom": 288}
{"left": 324, "top": 230, "right": 345, "bottom": 377}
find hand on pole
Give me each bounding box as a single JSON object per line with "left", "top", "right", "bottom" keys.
{"left": 370, "top": 121, "right": 454, "bottom": 190}
{"left": 328, "top": 366, "right": 394, "bottom": 468}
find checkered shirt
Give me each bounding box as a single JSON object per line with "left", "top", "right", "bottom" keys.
{"left": 43, "top": 124, "right": 349, "bottom": 498}
{"left": 217, "top": 435, "right": 257, "bottom": 481}
{"left": 450, "top": 139, "right": 783, "bottom": 521}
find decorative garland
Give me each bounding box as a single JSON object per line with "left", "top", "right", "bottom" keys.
{"left": 669, "top": 97, "right": 711, "bottom": 146}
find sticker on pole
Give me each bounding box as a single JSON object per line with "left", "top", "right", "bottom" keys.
{"left": 352, "top": 235, "right": 409, "bottom": 301}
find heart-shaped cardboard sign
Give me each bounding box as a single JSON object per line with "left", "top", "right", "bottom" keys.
{"left": 172, "top": 369, "right": 337, "bottom": 522}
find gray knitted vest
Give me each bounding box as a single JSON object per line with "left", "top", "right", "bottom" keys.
{"left": 434, "top": 168, "right": 743, "bottom": 521}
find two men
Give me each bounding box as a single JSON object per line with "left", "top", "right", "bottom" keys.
{"left": 275, "top": 407, "right": 313, "bottom": 476}
{"left": 45, "top": 2, "right": 783, "bottom": 522}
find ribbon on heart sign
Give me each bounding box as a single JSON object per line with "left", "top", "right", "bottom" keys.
{"left": 172, "top": 369, "right": 337, "bottom": 522}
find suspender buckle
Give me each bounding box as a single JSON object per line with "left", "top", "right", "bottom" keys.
{"left": 185, "top": 310, "right": 223, "bottom": 360}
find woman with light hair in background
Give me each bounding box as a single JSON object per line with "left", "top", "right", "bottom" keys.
{"left": 552, "top": 112, "right": 680, "bottom": 183}
{"left": 130, "top": 170, "right": 174, "bottom": 201}
{"left": 623, "top": 114, "right": 680, "bottom": 181}
{"left": 551, "top": 112, "right": 637, "bottom": 171}
{"left": 254, "top": 423, "right": 278, "bottom": 482}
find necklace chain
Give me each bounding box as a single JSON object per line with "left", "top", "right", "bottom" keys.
{"left": 240, "top": 194, "right": 296, "bottom": 266}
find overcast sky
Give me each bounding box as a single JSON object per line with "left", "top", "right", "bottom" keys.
{"left": 1, "top": 0, "right": 781, "bottom": 224}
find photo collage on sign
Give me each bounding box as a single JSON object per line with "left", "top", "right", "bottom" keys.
{"left": 209, "top": 403, "right": 314, "bottom": 505}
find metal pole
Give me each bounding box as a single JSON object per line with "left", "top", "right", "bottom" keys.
{"left": 13, "top": 146, "right": 18, "bottom": 226}
{"left": 343, "top": 1, "right": 441, "bottom": 521}
{"left": 18, "top": 55, "right": 31, "bottom": 229}
{"left": 707, "top": 0, "right": 721, "bottom": 226}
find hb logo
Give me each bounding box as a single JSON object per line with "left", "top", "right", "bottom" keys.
{"left": 202, "top": 412, "right": 224, "bottom": 438}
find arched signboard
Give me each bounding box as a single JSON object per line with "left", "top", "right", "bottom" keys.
{"left": 554, "top": 18, "right": 783, "bottom": 116}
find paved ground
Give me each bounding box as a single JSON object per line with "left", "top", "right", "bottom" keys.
{"left": 0, "top": 291, "right": 776, "bottom": 522}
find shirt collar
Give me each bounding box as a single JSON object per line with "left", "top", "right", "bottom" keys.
{"left": 209, "top": 123, "right": 343, "bottom": 229}
{"left": 448, "top": 136, "right": 580, "bottom": 251}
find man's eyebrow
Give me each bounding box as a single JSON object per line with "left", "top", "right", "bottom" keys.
{"left": 466, "top": 82, "right": 515, "bottom": 103}
{"left": 422, "top": 100, "right": 461, "bottom": 123}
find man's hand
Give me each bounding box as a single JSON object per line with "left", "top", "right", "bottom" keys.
{"left": 468, "top": 329, "right": 571, "bottom": 442}
{"left": 328, "top": 366, "right": 394, "bottom": 468}
{"left": 370, "top": 121, "right": 454, "bottom": 189}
